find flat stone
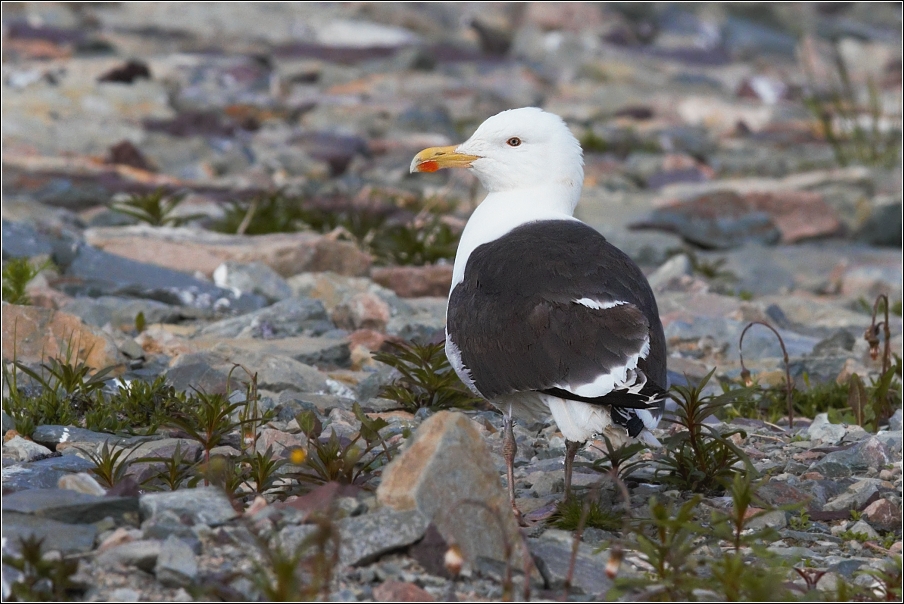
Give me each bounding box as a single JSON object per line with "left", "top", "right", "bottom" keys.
{"left": 1, "top": 488, "right": 138, "bottom": 524}
{"left": 336, "top": 508, "right": 429, "bottom": 567}
{"left": 529, "top": 530, "right": 614, "bottom": 595}
{"left": 155, "top": 535, "right": 198, "bottom": 588}
{"left": 60, "top": 243, "right": 264, "bottom": 312}
{"left": 810, "top": 437, "right": 890, "bottom": 478}
{"left": 2, "top": 512, "right": 97, "bottom": 554}
{"left": 193, "top": 297, "right": 334, "bottom": 339}
{"left": 746, "top": 509, "right": 788, "bottom": 531}
{"left": 139, "top": 486, "right": 238, "bottom": 526}
{"left": 32, "top": 425, "right": 154, "bottom": 449}
{"left": 1, "top": 303, "right": 127, "bottom": 372}
{"left": 756, "top": 482, "right": 813, "bottom": 508}
{"left": 96, "top": 539, "right": 162, "bottom": 572}
{"left": 1, "top": 454, "right": 95, "bottom": 492}
{"left": 3, "top": 436, "right": 53, "bottom": 462}
{"left": 61, "top": 296, "right": 209, "bottom": 331}
{"left": 377, "top": 411, "right": 525, "bottom": 568}
{"left": 370, "top": 265, "right": 453, "bottom": 298}
{"left": 84, "top": 225, "right": 371, "bottom": 278}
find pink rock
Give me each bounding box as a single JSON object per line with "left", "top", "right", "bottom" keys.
{"left": 331, "top": 293, "right": 390, "bottom": 331}
{"left": 370, "top": 265, "right": 453, "bottom": 298}
{"left": 85, "top": 226, "right": 371, "bottom": 278}
{"left": 373, "top": 580, "right": 435, "bottom": 602}
{"left": 862, "top": 498, "right": 902, "bottom": 532}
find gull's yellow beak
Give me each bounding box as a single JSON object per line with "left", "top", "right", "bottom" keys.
{"left": 410, "top": 145, "right": 480, "bottom": 173}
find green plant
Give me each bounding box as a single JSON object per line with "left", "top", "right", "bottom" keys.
{"left": 248, "top": 507, "right": 341, "bottom": 601}
{"left": 802, "top": 40, "right": 901, "bottom": 169}
{"left": 245, "top": 446, "right": 288, "bottom": 496}
{"left": 111, "top": 189, "right": 202, "bottom": 227}
{"left": 2, "top": 536, "right": 81, "bottom": 601}
{"left": 370, "top": 214, "right": 459, "bottom": 266}
{"left": 373, "top": 340, "right": 481, "bottom": 412}
{"left": 588, "top": 436, "right": 648, "bottom": 481}
{"left": 789, "top": 511, "right": 811, "bottom": 531}
{"left": 106, "top": 376, "right": 189, "bottom": 434}
{"left": 655, "top": 370, "right": 753, "bottom": 493}
{"left": 2, "top": 258, "right": 51, "bottom": 305}
{"left": 87, "top": 441, "right": 138, "bottom": 489}
{"left": 137, "top": 441, "right": 202, "bottom": 491}
{"left": 289, "top": 403, "right": 391, "bottom": 489}
{"left": 166, "top": 391, "right": 248, "bottom": 480}
{"left": 552, "top": 496, "right": 623, "bottom": 531}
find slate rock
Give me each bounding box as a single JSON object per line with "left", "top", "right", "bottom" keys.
{"left": 1, "top": 219, "right": 63, "bottom": 259}
{"left": 3, "top": 436, "right": 53, "bottom": 462}
{"left": 1, "top": 488, "right": 138, "bottom": 524}
{"left": 810, "top": 437, "right": 890, "bottom": 478}
{"left": 32, "top": 425, "right": 153, "bottom": 449}
{"left": 60, "top": 296, "right": 209, "bottom": 331}
{"left": 60, "top": 243, "right": 265, "bottom": 312}
{"left": 140, "top": 486, "right": 238, "bottom": 526}
{"left": 336, "top": 508, "right": 429, "bottom": 567}
{"left": 529, "top": 530, "right": 614, "bottom": 595}
{"left": 96, "top": 539, "right": 162, "bottom": 572}
{"left": 2, "top": 512, "right": 97, "bottom": 554}
{"left": 141, "top": 509, "right": 202, "bottom": 547}
{"left": 1, "top": 454, "right": 95, "bottom": 492}
{"left": 876, "top": 430, "right": 903, "bottom": 453}
{"left": 377, "top": 411, "right": 526, "bottom": 568}
{"left": 155, "top": 535, "right": 198, "bottom": 588}
{"left": 889, "top": 409, "right": 903, "bottom": 431}
{"left": 194, "top": 297, "right": 334, "bottom": 339}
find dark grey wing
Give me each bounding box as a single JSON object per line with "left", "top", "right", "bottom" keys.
{"left": 447, "top": 220, "right": 667, "bottom": 427}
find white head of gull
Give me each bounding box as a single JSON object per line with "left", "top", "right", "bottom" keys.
{"left": 411, "top": 107, "right": 667, "bottom": 517}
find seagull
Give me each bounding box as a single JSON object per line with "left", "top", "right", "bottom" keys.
{"left": 410, "top": 107, "right": 667, "bottom": 514}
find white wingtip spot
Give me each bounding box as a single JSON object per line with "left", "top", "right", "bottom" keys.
{"left": 573, "top": 298, "right": 627, "bottom": 310}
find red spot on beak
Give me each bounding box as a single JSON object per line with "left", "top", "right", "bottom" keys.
{"left": 419, "top": 160, "right": 439, "bottom": 173}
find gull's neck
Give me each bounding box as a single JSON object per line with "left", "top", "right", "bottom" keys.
{"left": 450, "top": 184, "right": 580, "bottom": 289}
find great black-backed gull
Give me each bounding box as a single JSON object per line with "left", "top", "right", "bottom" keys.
{"left": 410, "top": 107, "right": 667, "bottom": 512}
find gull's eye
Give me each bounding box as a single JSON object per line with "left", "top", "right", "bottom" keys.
{"left": 506, "top": 137, "right": 522, "bottom": 147}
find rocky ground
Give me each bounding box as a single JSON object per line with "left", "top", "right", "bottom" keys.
{"left": 1, "top": 3, "right": 902, "bottom": 602}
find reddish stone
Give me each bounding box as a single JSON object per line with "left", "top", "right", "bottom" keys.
{"left": 331, "top": 293, "right": 390, "bottom": 331}
{"left": 373, "top": 580, "right": 435, "bottom": 602}
{"left": 348, "top": 329, "right": 388, "bottom": 352}
{"left": 756, "top": 481, "right": 813, "bottom": 508}
{"left": 743, "top": 191, "right": 843, "bottom": 243}
{"left": 862, "top": 498, "right": 902, "bottom": 532}
{"left": 370, "top": 265, "right": 452, "bottom": 298}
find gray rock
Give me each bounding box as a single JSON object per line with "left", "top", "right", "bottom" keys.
{"left": 97, "top": 539, "right": 162, "bottom": 572}
{"left": 529, "top": 530, "right": 614, "bottom": 595}
{"left": 2, "top": 512, "right": 97, "bottom": 555}
{"left": 337, "top": 508, "right": 429, "bottom": 567}
{"left": 385, "top": 297, "right": 446, "bottom": 341}
{"left": 61, "top": 296, "right": 210, "bottom": 329}
{"left": 191, "top": 336, "right": 351, "bottom": 369}
{"left": 746, "top": 509, "right": 788, "bottom": 531}
{"left": 141, "top": 510, "right": 203, "bottom": 551}
{"left": 810, "top": 437, "right": 890, "bottom": 478}
{"left": 888, "top": 408, "right": 903, "bottom": 431}
{"left": 823, "top": 481, "right": 880, "bottom": 512}
{"left": 32, "top": 425, "right": 154, "bottom": 449}
{"left": 1, "top": 219, "right": 64, "bottom": 259}
{"left": 109, "top": 588, "right": 142, "bottom": 602}
{"left": 1, "top": 488, "right": 138, "bottom": 524}
{"left": 811, "top": 330, "right": 857, "bottom": 356}
{"left": 213, "top": 261, "right": 293, "bottom": 303}
{"left": 140, "top": 486, "right": 238, "bottom": 527}
{"left": 194, "top": 297, "right": 334, "bottom": 339}
{"left": 60, "top": 243, "right": 265, "bottom": 312}
{"left": 807, "top": 414, "right": 846, "bottom": 445}
{"left": 876, "top": 430, "right": 902, "bottom": 453}
{"left": 1, "top": 410, "right": 15, "bottom": 434}
{"left": 856, "top": 196, "right": 902, "bottom": 247}
{"left": 155, "top": 535, "right": 198, "bottom": 588}
{"left": 846, "top": 520, "right": 880, "bottom": 540}
{"left": 1, "top": 454, "right": 95, "bottom": 492}
{"left": 3, "top": 436, "right": 52, "bottom": 462}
